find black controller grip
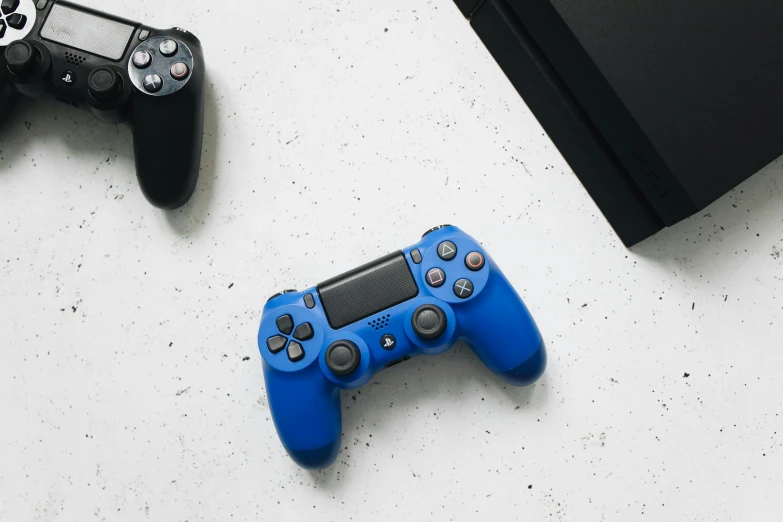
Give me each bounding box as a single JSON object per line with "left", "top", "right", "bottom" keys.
{"left": 130, "top": 31, "right": 205, "bottom": 210}
{"left": 0, "top": 50, "right": 18, "bottom": 125}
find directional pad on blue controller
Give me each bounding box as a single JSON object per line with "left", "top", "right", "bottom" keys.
{"left": 276, "top": 315, "right": 294, "bottom": 335}
{"left": 293, "top": 323, "right": 314, "bottom": 341}
{"left": 267, "top": 335, "right": 287, "bottom": 354}
{"left": 287, "top": 341, "right": 305, "bottom": 362}
{"left": 1, "top": 0, "right": 19, "bottom": 15}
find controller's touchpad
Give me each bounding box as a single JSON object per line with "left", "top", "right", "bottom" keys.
{"left": 41, "top": 3, "right": 134, "bottom": 60}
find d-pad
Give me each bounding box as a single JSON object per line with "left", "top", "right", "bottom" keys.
{"left": 266, "top": 314, "right": 315, "bottom": 363}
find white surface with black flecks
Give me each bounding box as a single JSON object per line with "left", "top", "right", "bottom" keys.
{"left": 1, "top": 0, "right": 782, "bottom": 520}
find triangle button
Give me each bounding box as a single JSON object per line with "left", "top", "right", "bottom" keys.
{"left": 438, "top": 241, "right": 457, "bottom": 261}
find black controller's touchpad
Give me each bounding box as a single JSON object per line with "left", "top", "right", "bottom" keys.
{"left": 318, "top": 252, "right": 419, "bottom": 329}
{"left": 40, "top": 3, "right": 135, "bottom": 60}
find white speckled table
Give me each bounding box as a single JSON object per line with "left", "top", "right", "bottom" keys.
{"left": 2, "top": 1, "right": 783, "bottom": 520}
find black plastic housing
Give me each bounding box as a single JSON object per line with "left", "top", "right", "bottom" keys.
{"left": 0, "top": 0, "right": 205, "bottom": 209}
{"left": 454, "top": 0, "right": 783, "bottom": 246}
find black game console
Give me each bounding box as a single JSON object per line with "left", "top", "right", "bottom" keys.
{"left": 453, "top": 0, "right": 783, "bottom": 246}
{"left": 1, "top": 0, "right": 205, "bottom": 209}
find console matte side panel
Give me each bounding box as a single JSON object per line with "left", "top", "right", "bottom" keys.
{"left": 509, "top": 0, "right": 783, "bottom": 210}
{"left": 503, "top": 0, "right": 697, "bottom": 225}
{"left": 467, "top": 0, "right": 663, "bottom": 246}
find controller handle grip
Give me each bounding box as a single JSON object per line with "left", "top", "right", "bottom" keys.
{"left": 456, "top": 262, "right": 546, "bottom": 386}
{"left": 130, "top": 36, "right": 205, "bottom": 209}
{"left": 262, "top": 361, "right": 343, "bottom": 469}
{"left": 0, "top": 57, "right": 17, "bottom": 125}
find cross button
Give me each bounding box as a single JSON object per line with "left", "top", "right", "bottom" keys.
{"left": 453, "top": 278, "right": 474, "bottom": 299}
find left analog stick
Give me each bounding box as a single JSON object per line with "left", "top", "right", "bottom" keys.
{"left": 5, "top": 41, "right": 39, "bottom": 77}
{"left": 325, "top": 340, "right": 361, "bottom": 376}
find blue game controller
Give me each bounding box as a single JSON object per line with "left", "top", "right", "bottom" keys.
{"left": 257, "top": 225, "right": 546, "bottom": 469}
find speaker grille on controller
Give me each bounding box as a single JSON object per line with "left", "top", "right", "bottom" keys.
{"left": 65, "top": 52, "right": 86, "bottom": 66}
{"left": 367, "top": 314, "right": 391, "bottom": 331}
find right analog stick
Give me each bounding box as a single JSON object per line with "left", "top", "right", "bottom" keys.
{"left": 5, "top": 41, "right": 38, "bottom": 77}
{"left": 325, "top": 340, "right": 361, "bottom": 376}
{"left": 88, "top": 68, "right": 123, "bottom": 101}
{"left": 412, "top": 304, "right": 447, "bottom": 340}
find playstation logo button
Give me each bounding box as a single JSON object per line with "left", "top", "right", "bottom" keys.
{"left": 380, "top": 334, "right": 397, "bottom": 350}
{"left": 61, "top": 71, "right": 75, "bottom": 86}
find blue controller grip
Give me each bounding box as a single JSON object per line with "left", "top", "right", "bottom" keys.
{"left": 455, "top": 262, "right": 546, "bottom": 385}
{"left": 263, "top": 361, "right": 342, "bottom": 469}
{"left": 258, "top": 225, "right": 546, "bottom": 469}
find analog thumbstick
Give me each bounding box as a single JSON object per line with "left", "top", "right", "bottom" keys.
{"left": 267, "top": 289, "right": 298, "bottom": 302}
{"left": 412, "top": 304, "right": 447, "bottom": 339}
{"left": 422, "top": 224, "right": 453, "bottom": 238}
{"left": 88, "top": 68, "right": 123, "bottom": 101}
{"left": 325, "top": 340, "right": 361, "bottom": 376}
{"left": 5, "top": 41, "right": 39, "bottom": 77}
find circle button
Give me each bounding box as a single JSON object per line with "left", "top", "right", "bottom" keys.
{"left": 326, "top": 341, "right": 361, "bottom": 376}
{"left": 438, "top": 241, "right": 457, "bottom": 261}
{"left": 132, "top": 50, "right": 151, "bottom": 69}
{"left": 159, "top": 39, "right": 178, "bottom": 57}
{"left": 170, "top": 62, "right": 189, "bottom": 81}
{"left": 426, "top": 268, "right": 446, "bottom": 288}
{"left": 465, "top": 252, "right": 485, "bottom": 271}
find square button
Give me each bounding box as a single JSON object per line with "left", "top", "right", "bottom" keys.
{"left": 426, "top": 268, "right": 446, "bottom": 288}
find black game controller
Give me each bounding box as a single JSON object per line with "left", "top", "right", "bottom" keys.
{"left": 0, "top": 0, "right": 205, "bottom": 209}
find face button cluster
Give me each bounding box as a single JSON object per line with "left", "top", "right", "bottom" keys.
{"left": 127, "top": 36, "right": 194, "bottom": 97}
{"left": 266, "top": 314, "right": 315, "bottom": 363}
{"left": 424, "top": 241, "right": 487, "bottom": 299}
